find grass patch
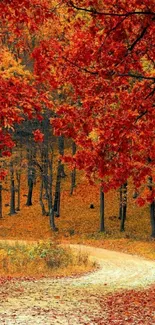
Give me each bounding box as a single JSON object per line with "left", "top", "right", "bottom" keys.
{"left": 0, "top": 241, "right": 97, "bottom": 278}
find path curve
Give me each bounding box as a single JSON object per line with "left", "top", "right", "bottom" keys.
{"left": 64, "top": 244, "right": 155, "bottom": 290}
{"left": 0, "top": 241, "right": 155, "bottom": 324}
{"left": 0, "top": 240, "right": 155, "bottom": 290}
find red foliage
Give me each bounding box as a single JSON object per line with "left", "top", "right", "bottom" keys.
{"left": 33, "top": 129, "right": 44, "bottom": 142}
{"left": 0, "top": 170, "right": 8, "bottom": 181}
{"left": 45, "top": 0, "right": 155, "bottom": 198}
{"left": 96, "top": 286, "right": 155, "bottom": 325}
{"left": 136, "top": 197, "right": 145, "bottom": 207}
{"left": 1, "top": 0, "right": 155, "bottom": 200}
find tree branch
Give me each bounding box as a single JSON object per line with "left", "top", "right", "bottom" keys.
{"left": 69, "top": 1, "right": 155, "bottom": 17}
{"left": 63, "top": 57, "right": 98, "bottom": 75}
{"left": 64, "top": 57, "right": 155, "bottom": 81}
{"left": 117, "top": 73, "right": 155, "bottom": 81}
{"left": 136, "top": 110, "right": 148, "bottom": 122}
{"left": 128, "top": 25, "right": 149, "bottom": 51}
{"left": 135, "top": 86, "right": 155, "bottom": 122}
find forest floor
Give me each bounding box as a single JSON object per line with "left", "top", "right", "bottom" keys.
{"left": 0, "top": 243, "right": 155, "bottom": 324}
{"left": 1, "top": 172, "right": 155, "bottom": 323}
{"left": 1, "top": 172, "right": 155, "bottom": 261}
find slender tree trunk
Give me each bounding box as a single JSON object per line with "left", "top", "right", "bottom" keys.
{"left": 0, "top": 184, "right": 2, "bottom": 219}
{"left": 38, "top": 136, "right": 49, "bottom": 215}
{"left": 118, "top": 185, "right": 123, "bottom": 220}
{"left": 26, "top": 147, "right": 35, "bottom": 206}
{"left": 42, "top": 151, "right": 50, "bottom": 214}
{"left": 49, "top": 155, "right": 57, "bottom": 231}
{"left": 148, "top": 177, "right": 155, "bottom": 238}
{"left": 49, "top": 207, "right": 57, "bottom": 231}
{"left": 70, "top": 141, "right": 76, "bottom": 195}
{"left": 32, "top": 157, "right": 48, "bottom": 215}
{"left": 16, "top": 171, "right": 21, "bottom": 211}
{"left": 26, "top": 175, "right": 34, "bottom": 206}
{"left": 150, "top": 201, "right": 155, "bottom": 238}
{"left": 120, "top": 182, "right": 127, "bottom": 232}
{"left": 48, "top": 146, "right": 58, "bottom": 231}
{"left": 15, "top": 143, "right": 22, "bottom": 211}
{"left": 33, "top": 147, "right": 37, "bottom": 186}
{"left": 54, "top": 160, "right": 61, "bottom": 217}
{"left": 0, "top": 148, "right": 3, "bottom": 218}
{"left": 48, "top": 149, "right": 57, "bottom": 231}
{"left": 42, "top": 117, "right": 50, "bottom": 212}
{"left": 100, "top": 187, "right": 105, "bottom": 232}
{"left": 58, "top": 136, "right": 66, "bottom": 178}
{"left": 10, "top": 161, "right": 16, "bottom": 215}
{"left": 39, "top": 179, "right": 47, "bottom": 215}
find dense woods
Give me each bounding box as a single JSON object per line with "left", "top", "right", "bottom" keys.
{"left": 0, "top": 0, "right": 155, "bottom": 237}
{"left": 0, "top": 2, "right": 155, "bottom": 323}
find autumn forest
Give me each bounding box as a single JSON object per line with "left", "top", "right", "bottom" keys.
{"left": 0, "top": 1, "right": 155, "bottom": 324}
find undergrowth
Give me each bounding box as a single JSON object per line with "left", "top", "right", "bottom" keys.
{"left": 0, "top": 241, "right": 96, "bottom": 278}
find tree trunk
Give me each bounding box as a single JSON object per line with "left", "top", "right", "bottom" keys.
{"left": 16, "top": 171, "right": 21, "bottom": 211}
{"left": 49, "top": 207, "right": 58, "bottom": 231}
{"left": 70, "top": 141, "right": 76, "bottom": 195}
{"left": 48, "top": 148, "right": 57, "bottom": 231}
{"left": 26, "top": 147, "right": 35, "bottom": 206}
{"left": 148, "top": 177, "right": 155, "bottom": 238}
{"left": 10, "top": 161, "right": 16, "bottom": 215}
{"left": 58, "top": 136, "right": 66, "bottom": 178}
{"left": 39, "top": 179, "right": 47, "bottom": 215}
{"left": 118, "top": 185, "right": 123, "bottom": 220}
{"left": 150, "top": 201, "right": 155, "bottom": 238}
{"left": 54, "top": 160, "right": 61, "bottom": 217}
{"left": 26, "top": 175, "right": 34, "bottom": 206}
{"left": 48, "top": 146, "right": 58, "bottom": 231}
{"left": 100, "top": 187, "right": 105, "bottom": 232}
{"left": 0, "top": 184, "right": 2, "bottom": 218}
{"left": 41, "top": 117, "right": 50, "bottom": 212}
{"left": 120, "top": 182, "right": 127, "bottom": 232}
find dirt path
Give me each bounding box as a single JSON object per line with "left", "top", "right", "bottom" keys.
{"left": 0, "top": 242, "right": 155, "bottom": 324}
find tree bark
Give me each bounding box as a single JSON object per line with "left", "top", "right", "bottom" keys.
{"left": 148, "top": 176, "right": 155, "bottom": 238}
{"left": 150, "top": 201, "right": 155, "bottom": 238}
{"left": 39, "top": 178, "right": 47, "bottom": 215}
{"left": 9, "top": 161, "right": 16, "bottom": 215}
{"left": 26, "top": 174, "right": 34, "bottom": 206}
{"left": 49, "top": 207, "right": 58, "bottom": 231}
{"left": 0, "top": 184, "right": 2, "bottom": 219}
{"left": 54, "top": 160, "right": 61, "bottom": 217}
{"left": 100, "top": 187, "right": 105, "bottom": 232}
{"left": 120, "top": 182, "right": 127, "bottom": 232}
{"left": 26, "top": 147, "right": 35, "bottom": 206}
{"left": 70, "top": 141, "right": 76, "bottom": 195}
{"left": 58, "top": 136, "right": 66, "bottom": 178}
{"left": 118, "top": 185, "right": 123, "bottom": 220}
{"left": 16, "top": 170, "right": 21, "bottom": 211}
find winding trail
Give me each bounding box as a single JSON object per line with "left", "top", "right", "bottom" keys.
{"left": 0, "top": 242, "right": 155, "bottom": 324}
{"left": 66, "top": 244, "right": 155, "bottom": 289}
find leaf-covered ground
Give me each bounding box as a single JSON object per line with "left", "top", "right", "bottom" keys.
{"left": 1, "top": 172, "right": 155, "bottom": 324}
{"left": 0, "top": 258, "right": 155, "bottom": 325}
{"left": 1, "top": 173, "right": 155, "bottom": 261}
{"left": 0, "top": 244, "right": 155, "bottom": 324}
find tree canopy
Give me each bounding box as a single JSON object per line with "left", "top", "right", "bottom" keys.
{"left": 0, "top": 0, "right": 155, "bottom": 203}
